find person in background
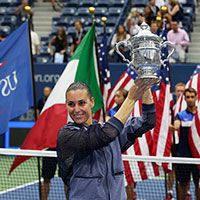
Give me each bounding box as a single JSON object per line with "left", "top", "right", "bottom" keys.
{"left": 164, "top": 83, "right": 186, "bottom": 200}
{"left": 106, "top": 88, "right": 128, "bottom": 121}
{"left": 166, "top": 0, "right": 183, "bottom": 25}
{"left": 31, "top": 27, "right": 40, "bottom": 61}
{"left": 37, "top": 86, "right": 51, "bottom": 118}
{"left": 109, "top": 24, "right": 131, "bottom": 62}
{"left": 170, "top": 88, "right": 200, "bottom": 200}
{"left": 37, "top": 86, "right": 67, "bottom": 200}
{"left": 150, "top": 20, "right": 159, "bottom": 34}
{"left": 49, "top": 27, "right": 68, "bottom": 63}
{"left": 126, "top": 8, "right": 144, "bottom": 36}
{"left": 15, "top": 0, "right": 33, "bottom": 27}
{"left": 143, "top": 0, "right": 160, "bottom": 25}
{"left": 70, "top": 20, "right": 86, "bottom": 57}
{"left": 57, "top": 80, "right": 156, "bottom": 199}
{"left": 167, "top": 21, "right": 189, "bottom": 63}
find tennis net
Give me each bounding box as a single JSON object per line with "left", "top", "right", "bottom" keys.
{"left": 0, "top": 148, "right": 200, "bottom": 200}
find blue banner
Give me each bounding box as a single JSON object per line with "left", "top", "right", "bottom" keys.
{"left": 0, "top": 22, "right": 33, "bottom": 134}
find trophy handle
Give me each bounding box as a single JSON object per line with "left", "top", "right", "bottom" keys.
{"left": 115, "top": 41, "right": 131, "bottom": 64}
{"left": 161, "top": 41, "right": 175, "bottom": 64}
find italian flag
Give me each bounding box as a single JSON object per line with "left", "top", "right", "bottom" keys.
{"left": 10, "top": 24, "right": 104, "bottom": 173}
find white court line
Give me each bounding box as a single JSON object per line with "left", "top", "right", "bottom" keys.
{"left": 0, "top": 179, "right": 43, "bottom": 195}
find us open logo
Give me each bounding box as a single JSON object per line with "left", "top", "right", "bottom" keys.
{"left": 0, "top": 62, "right": 18, "bottom": 97}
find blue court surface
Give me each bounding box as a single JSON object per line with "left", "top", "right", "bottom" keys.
{"left": 0, "top": 177, "right": 196, "bottom": 200}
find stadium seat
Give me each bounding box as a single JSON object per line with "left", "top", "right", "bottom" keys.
{"left": 77, "top": 7, "right": 90, "bottom": 16}
{"left": 40, "top": 45, "right": 50, "bottom": 57}
{"left": 95, "top": 7, "right": 108, "bottom": 17}
{"left": 79, "top": 0, "right": 95, "bottom": 8}
{"left": 6, "top": 7, "right": 17, "bottom": 15}
{"left": 106, "top": 26, "right": 114, "bottom": 35}
{"left": 182, "top": 15, "right": 193, "bottom": 32}
{"left": 65, "top": 0, "right": 79, "bottom": 8}
{"left": 52, "top": 16, "right": 61, "bottom": 25}
{"left": 0, "top": 25, "right": 11, "bottom": 36}
{"left": 67, "top": 26, "right": 76, "bottom": 36}
{"left": 36, "top": 55, "right": 51, "bottom": 63}
{"left": 57, "top": 16, "right": 69, "bottom": 27}
{"left": 97, "top": 35, "right": 103, "bottom": 44}
{"left": 67, "top": 35, "right": 73, "bottom": 45}
{"left": 133, "top": 0, "right": 148, "bottom": 7}
{"left": 1, "top": 15, "right": 17, "bottom": 30}
{"left": 183, "top": 7, "right": 194, "bottom": 22}
{"left": 108, "top": 7, "right": 122, "bottom": 16}
{"left": 110, "top": 0, "right": 125, "bottom": 7}
{"left": 62, "top": 7, "right": 76, "bottom": 16}
{"left": 106, "top": 17, "right": 117, "bottom": 26}
{"left": 96, "top": 26, "right": 104, "bottom": 36}
{"left": 0, "top": 7, "right": 7, "bottom": 15}
{"left": 95, "top": 0, "right": 109, "bottom": 8}
{"left": 40, "top": 36, "right": 49, "bottom": 46}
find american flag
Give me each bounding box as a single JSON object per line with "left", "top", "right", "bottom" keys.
{"left": 174, "top": 65, "right": 200, "bottom": 162}
{"left": 106, "top": 24, "right": 173, "bottom": 183}
{"left": 93, "top": 31, "right": 111, "bottom": 121}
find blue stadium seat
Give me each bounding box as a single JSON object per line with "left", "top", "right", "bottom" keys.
{"left": 108, "top": 7, "right": 122, "bottom": 16}
{"left": 95, "top": 0, "right": 109, "bottom": 8}
{"left": 106, "top": 17, "right": 117, "bottom": 26}
{"left": 67, "top": 26, "right": 76, "bottom": 36}
{"left": 6, "top": 7, "right": 17, "bottom": 15}
{"left": 40, "top": 36, "right": 49, "bottom": 46}
{"left": 0, "top": 0, "right": 12, "bottom": 6}
{"left": 62, "top": 7, "right": 76, "bottom": 16}
{"left": 0, "top": 7, "right": 7, "bottom": 15}
{"left": 36, "top": 55, "right": 51, "bottom": 63}
{"left": 40, "top": 45, "right": 50, "bottom": 56}
{"left": 0, "top": 25, "right": 11, "bottom": 36}
{"left": 95, "top": 7, "right": 108, "bottom": 17}
{"left": 96, "top": 26, "right": 104, "bottom": 36}
{"left": 133, "top": 0, "right": 148, "bottom": 7}
{"left": 67, "top": 35, "right": 73, "bottom": 45}
{"left": 106, "top": 26, "right": 114, "bottom": 35}
{"left": 182, "top": 16, "right": 192, "bottom": 32}
{"left": 79, "top": 0, "right": 94, "bottom": 8}
{"left": 110, "top": 0, "right": 125, "bottom": 7}
{"left": 52, "top": 16, "right": 61, "bottom": 25}
{"left": 183, "top": 7, "right": 194, "bottom": 22}
{"left": 57, "top": 16, "right": 69, "bottom": 27}
{"left": 77, "top": 7, "right": 90, "bottom": 16}
{"left": 65, "top": 0, "right": 79, "bottom": 8}
{"left": 97, "top": 36, "right": 103, "bottom": 44}
{"left": 2, "top": 16, "right": 17, "bottom": 30}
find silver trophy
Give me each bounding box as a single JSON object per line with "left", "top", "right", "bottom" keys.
{"left": 115, "top": 22, "right": 175, "bottom": 85}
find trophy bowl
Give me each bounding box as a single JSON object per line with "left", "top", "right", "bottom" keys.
{"left": 115, "top": 22, "right": 175, "bottom": 85}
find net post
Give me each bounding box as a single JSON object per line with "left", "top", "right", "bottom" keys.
{"left": 37, "top": 157, "right": 42, "bottom": 200}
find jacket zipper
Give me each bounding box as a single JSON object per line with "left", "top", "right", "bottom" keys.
{"left": 103, "top": 151, "right": 111, "bottom": 200}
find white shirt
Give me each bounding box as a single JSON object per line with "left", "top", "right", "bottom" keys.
{"left": 31, "top": 31, "right": 40, "bottom": 55}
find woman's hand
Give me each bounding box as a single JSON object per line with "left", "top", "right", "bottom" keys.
{"left": 60, "top": 50, "right": 66, "bottom": 54}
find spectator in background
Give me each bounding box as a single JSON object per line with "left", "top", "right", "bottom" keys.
{"left": 31, "top": 27, "right": 40, "bottom": 61}
{"left": 70, "top": 20, "right": 86, "bottom": 57}
{"left": 109, "top": 24, "right": 131, "bottom": 62}
{"left": 143, "top": 0, "right": 160, "bottom": 25}
{"left": 170, "top": 88, "right": 200, "bottom": 200}
{"left": 166, "top": 0, "right": 183, "bottom": 25}
{"left": 106, "top": 88, "right": 128, "bottom": 121}
{"left": 126, "top": 8, "right": 144, "bottom": 36}
{"left": 49, "top": 27, "right": 68, "bottom": 63}
{"left": 167, "top": 21, "right": 189, "bottom": 63}
{"left": 150, "top": 20, "right": 159, "bottom": 34}
{"left": 106, "top": 88, "right": 137, "bottom": 200}
{"left": 15, "top": 0, "right": 33, "bottom": 27}
{"left": 37, "top": 86, "right": 51, "bottom": 117}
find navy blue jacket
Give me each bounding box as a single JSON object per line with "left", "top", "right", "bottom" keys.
{"left": 57, "top": 103, "right": 156, "bottom": 200}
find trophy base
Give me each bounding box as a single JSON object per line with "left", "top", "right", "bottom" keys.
{"left": 135, "top": 76, "right": 160, "bottom": 86}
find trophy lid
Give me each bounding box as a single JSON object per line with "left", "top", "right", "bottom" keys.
{"left": 131, "top": 22, "right": 162, "bottom": 43}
